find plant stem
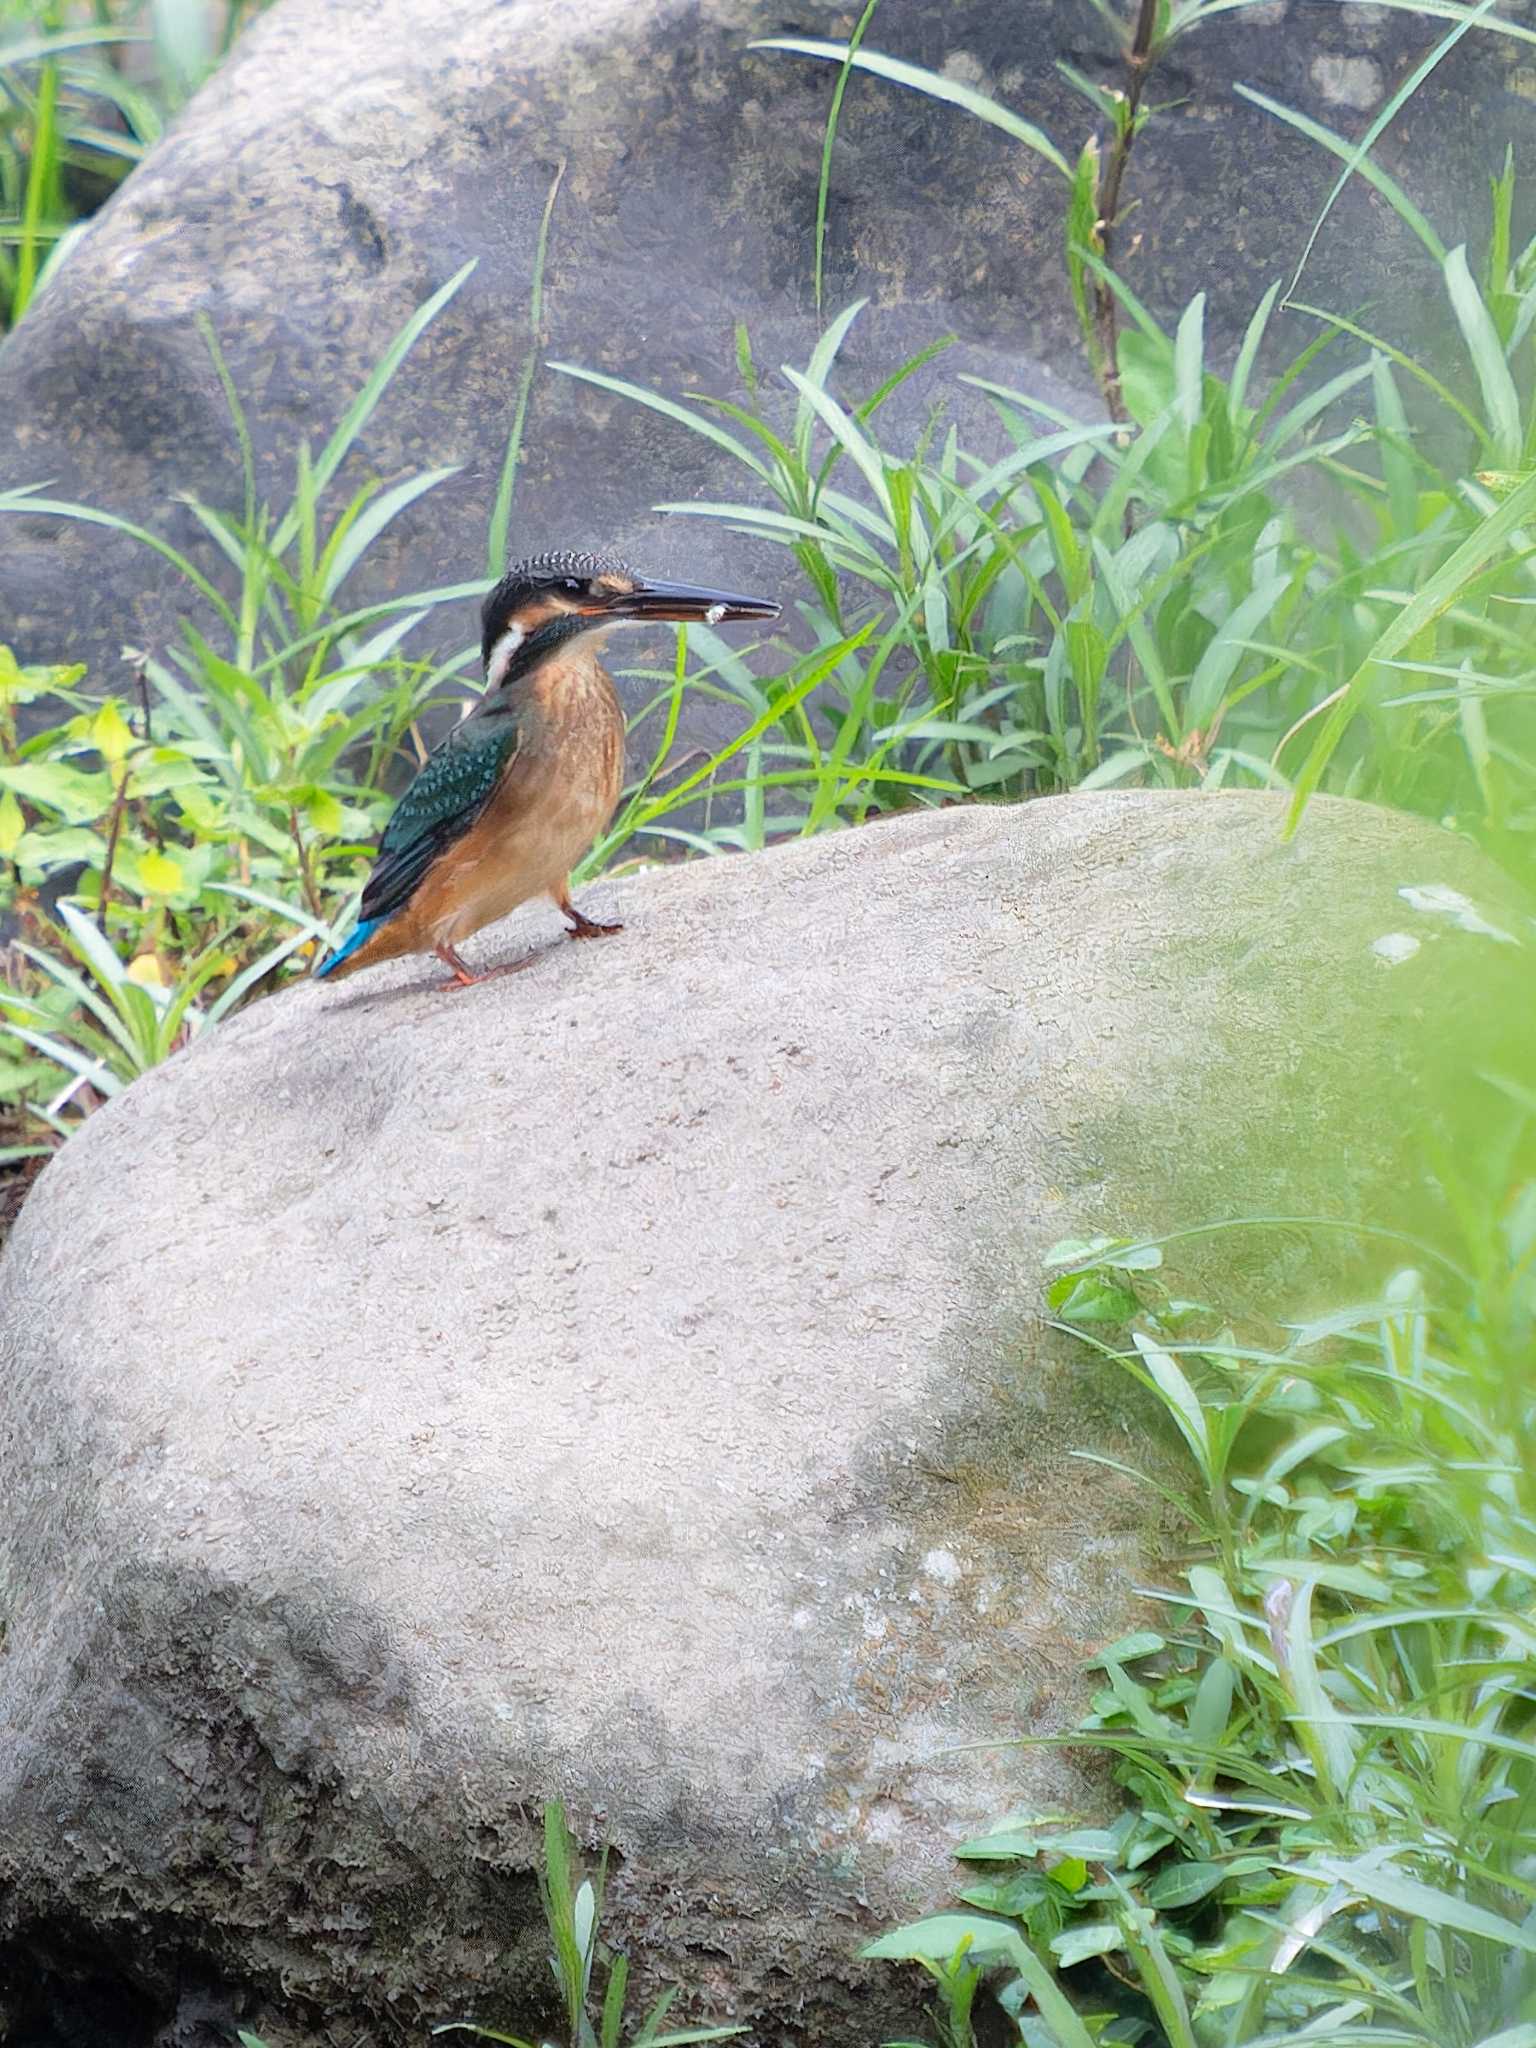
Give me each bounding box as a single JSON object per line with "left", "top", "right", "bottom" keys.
{"left": 1092, "top": 0, "right": 1162, "bottom": 424}
{"left": 288, "top": 805, "right": 323, "bottom": 920}
{"left": 96, "top": 764, "right": 131, "bottom": 936}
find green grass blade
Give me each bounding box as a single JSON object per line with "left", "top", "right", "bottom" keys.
{"left": 1184, "top": 572, "right": 1293, "bottom": 730}
{"left": 1233, "top": 84, "right": 1447, "bottom": 273}
{"left": 638, "top": 2030, "right": 746, "bottom": 2046}
{"left": 486, "top": 157, "right": 565, "bottom": 576}
{"left": 859, "top": 336, "right": 958, "bottom": 427}
{"left": 196, "top": 310, "right": 257, "bottom": 538}
{"left": 750, "top": 40, "right": 1072, "bottom": 178}
{"left": 1066, "top": 135, "right": 1104, "bottom": 376}
{"left": 271, "top": 260, "right": 476, "bottom": 556}
{"left": 1310, "top": 1855, "right": 1536, "bottom": 1955}
{"left": 1285, "top": 466, "right": 1536, "bottom": 825}
{"left": 782, "top": 366, "right": 893, "bottom": 523}
{"left": 430, "top": 2026, "right": 538, "bottom": 2047}
{"left": 652, "top": 499, "right": 888, "bottom": 576}
{"left": 0, "top": 25, "right": 151, "bottom": 61}
{"left": 0, "top": 496, "right": 238, "bottom": 633}
{"left": 1266, "top": 0, "right": 1492, "bottom": 306}
{"left": 606, "top": 625, "right": 877, "bottom": 856}
{"left": 808, "top": 0, "right": 881, "bottom": 313}
{"left": 1444, "top": 242, "right": 1523, "bottom": 467}
{"left": 548, "top": 364, "right": 771, "bottom": 484}
{"left": 1, "top": 1021, "right": 125, "bottom": 1095}
{"left": 1228, "top": 280, "right": 1281, "bottom": 424}
{"left": 13, "top": 54, "right": 60, "bottom": 322}
{"left": 1287, "top": 301, "right": 1487, "bottom": 443}
{"left": 1173, "top": 291, "right": 1205, "bottom": 433}
{"left": 319, "top": 466, "right": 460, "bottom": 603}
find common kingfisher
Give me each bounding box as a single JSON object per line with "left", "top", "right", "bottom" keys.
{"left": 314, "top": 550, "right": 779, "bottom": 988}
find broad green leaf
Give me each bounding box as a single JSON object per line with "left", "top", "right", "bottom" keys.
{"left": 0, "top": 761, "right": 110, "bottom": 820}
{"left": 863, "top": 1911, "right": 1028, "bottom": 1966}
{"left": 1048, "top": 1270, "right": 1140, "bottom": 1322}
{"left": 1088, "top": 1631, "right": 1167, "bottom": 1667}
{"left": 1142, "top": 1862, "right": 1227, "bottom": 1910}
{"left": 1050, "top": 1919, "right": 1124, "bottom": 1967}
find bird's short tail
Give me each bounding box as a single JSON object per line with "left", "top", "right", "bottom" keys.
{"left": 313, "top": 917, "right": 380, "bottom": 981}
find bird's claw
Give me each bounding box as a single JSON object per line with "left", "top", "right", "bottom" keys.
{"left": 432, "top": 945, "right": 535, "bottom": 990}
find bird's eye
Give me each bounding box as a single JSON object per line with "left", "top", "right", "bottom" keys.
{"left": 560, "top": 577, "right": 585, "bottom": 596}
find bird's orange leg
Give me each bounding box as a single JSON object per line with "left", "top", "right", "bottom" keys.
{"left": 555, "top": 881, "right": 623, "bottom": 940}
{"left": 432, "top": 942, "right": 534, "bottom": 991}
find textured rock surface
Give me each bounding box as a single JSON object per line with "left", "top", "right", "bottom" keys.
{"left": 0, "top": 790, "right": 1531, "bottom": 2044}
{"left": 0, "top": 0, "right": 1523, "bottom": 698}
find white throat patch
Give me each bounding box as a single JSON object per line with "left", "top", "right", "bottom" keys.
{"left": 485, "top": 621, "right": 526, "bottom": 689}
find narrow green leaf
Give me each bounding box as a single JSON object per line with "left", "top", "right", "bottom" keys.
{"left": 487, "top": 157, "right": 565, "bottom": 575}
{"left": 1185, "top": 572, "right": 1290, "bottom": 731}
{"left": 807, "top": 3, "right": 881, "bottom": 313}
{"left": 319, "top": 467, "right": 460, "bottom": 603}
{"left": 272, "top": 261, "right": 476, "bottom": 555}
{"left": 1173, "top": 291, "right": 1205, "bottom": 433}
{"left": 750, "top": 41, "right": 1072, "bottom": 178}
{"left": 549, "top": 363, "right": 771, "bottom": 484}
{"left": 1287, "top": 465, "right": 1536, "bottom": 823}
{"left": 1228, "top": 280, "right": 1280, "bottom": 425}
{"left": 1234, "top": 85, "right": 1446, "bottom": 272}
{"left": 782, "top": 366, "right": 894, "bottom": 524}
{"left": 1066, "top": 136, "right": 1104, "bottom": 377}
{"left": 1444, "top": 242, "right": 1523, "bottom": 467}
{"left": 1131, "top": 1329, "right": 1209, "bottom": 1463}
{"left": 1312, "top": 1856, "right": 1536, "bottom": 1954}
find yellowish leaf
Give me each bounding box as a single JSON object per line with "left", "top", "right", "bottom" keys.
{"left": 137, "top": 850, "right": 185, "bottom": 896}
{"left": 0, "top": 789, "right": 24, "bottom": 858}
{"left": 90, "top": 699, "right": 136, "bottom": 765}
{"left": 126, "top": 954, "right": 168, "bottom": 989}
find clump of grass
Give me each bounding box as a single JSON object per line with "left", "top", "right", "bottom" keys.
{"left": 0, "top": 0, "right": 272, "bottom": 328}
{"left": 233, "top": 1801, "right": 743, "bottom": 2048}
{"left": 0, "top": 262, "right": 492, "bottom": 1134}
{"left": 432, "top": 1802, "right": 744, "bottom": 2048}
{"left": 871, "top": 1205, "right": 1536, "bottom": 2048}
{"left": 557, "top": 142, "right": 1536, "bottom": 868}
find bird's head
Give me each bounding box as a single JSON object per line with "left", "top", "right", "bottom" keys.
{"left": 480, "top": 549, "right": 780, "bottom": 689}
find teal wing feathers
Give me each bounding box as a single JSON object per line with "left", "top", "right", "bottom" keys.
{"left": 359, "top": 707, "right": 522, "bottom": 928}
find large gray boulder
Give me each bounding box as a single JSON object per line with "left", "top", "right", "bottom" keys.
{"left": 0, "top": 789, "right": 1530, "bottom": 2044}
{"left": 1, "top": 0, "right": 1525, "bottom": 694}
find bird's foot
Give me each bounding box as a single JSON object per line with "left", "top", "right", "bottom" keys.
{"left": 563, "top": 909, "right": 624, "bottom": 940}
{"left": 432, "top": 944, "right": 534, "bottom": 991}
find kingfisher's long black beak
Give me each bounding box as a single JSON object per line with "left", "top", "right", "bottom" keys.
{"left": 598, "top": 577, "right": 780, "bottom": 625}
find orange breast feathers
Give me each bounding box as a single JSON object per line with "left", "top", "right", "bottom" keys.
{"left": 405, "top": 657, "right": 626, "bottom": 952}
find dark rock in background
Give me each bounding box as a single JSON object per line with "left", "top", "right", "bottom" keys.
{"left": 0, "top": 0, "right": 1530, "bottom": 727}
